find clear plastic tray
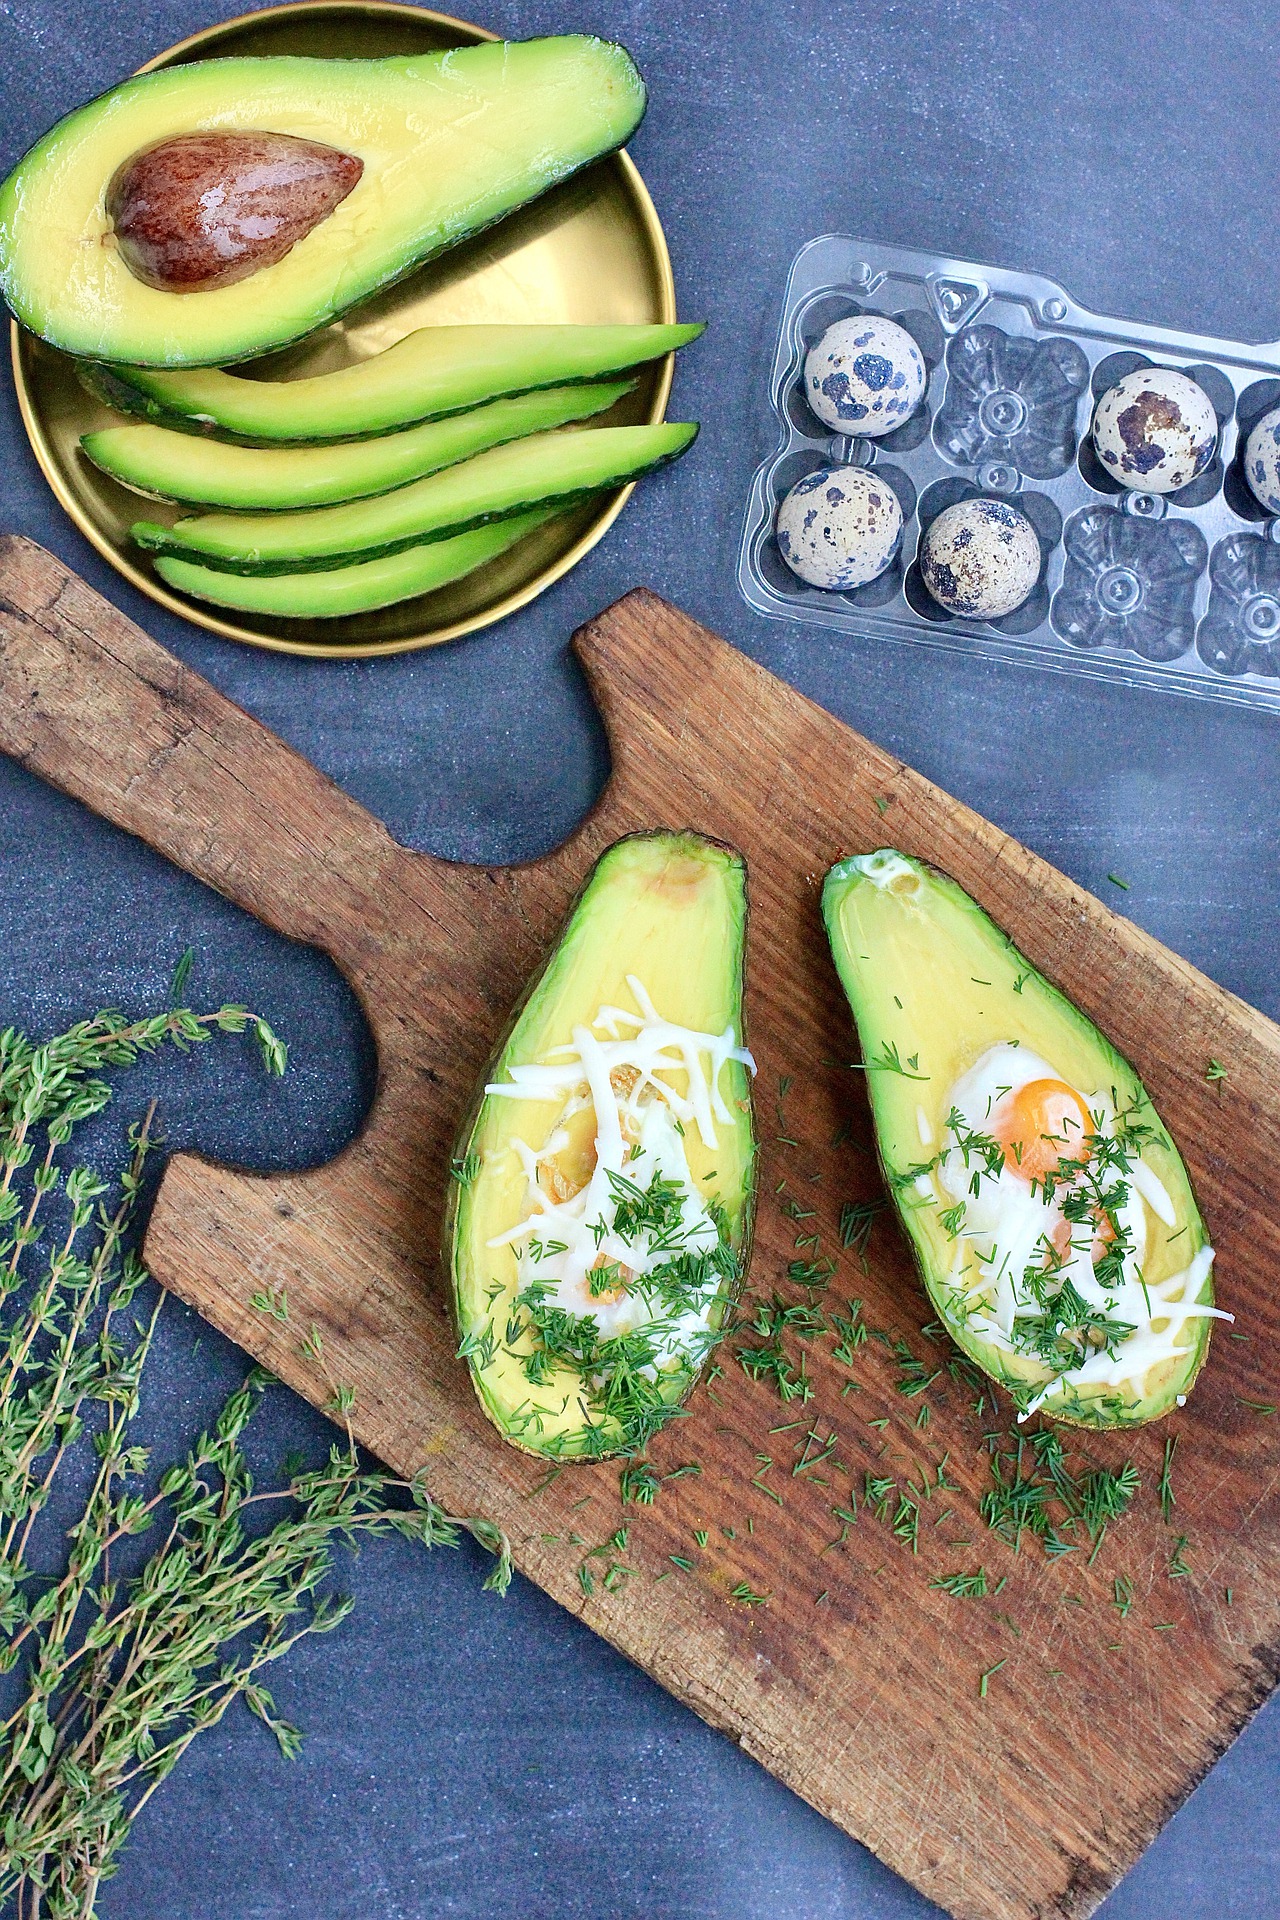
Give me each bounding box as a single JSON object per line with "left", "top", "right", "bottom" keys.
{"left": 737, "top": 234, "right": 1280, "bottom": 712}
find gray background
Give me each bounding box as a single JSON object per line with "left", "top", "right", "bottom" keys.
{"left": 1, "top": 1, "right": 1277, "bottom": 1914}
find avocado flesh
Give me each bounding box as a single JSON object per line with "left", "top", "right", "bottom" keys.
{"left": 132, "top": 423, "right": 696, "bottom": 572}
{"left": 449, "top": 832, "right": 755, "bottom": 1460}
{"left": 83, "top": 380, "right": 633, "bottom": 509}
{"left": 0, "top": 38, "right": 646, "bottom": 367}
{"left": 83, "top": 325, "right": 703, "bottom": 444}
{"left": 155, "top": 508, "right": 558, "bottom": 618}
{"left": 822, "top": 849, "right": 1217, "bottom": 1428}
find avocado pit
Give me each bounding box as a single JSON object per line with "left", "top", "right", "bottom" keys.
{"left": 106, "top": 131, "right": 363, "bottom": 294}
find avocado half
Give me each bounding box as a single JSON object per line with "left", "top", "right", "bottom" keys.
{"left": 448, "top": 832, "right": 756, "bottom": 1460}
{"left": 0, "top": 37, "right": 646, "bottom": 367}
{"left": 822, "top": 849, "right": 1218, "bottom": 1428}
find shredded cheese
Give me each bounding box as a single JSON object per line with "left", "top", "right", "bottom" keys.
{"left": 930, "top": 1053, "right": 1227, "bottom": 1413}
{"left": 484, "top": 974, "right": 754, "bottom": 1356}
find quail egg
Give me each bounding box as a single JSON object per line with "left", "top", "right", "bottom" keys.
{"left": 804, "top": 315, "right": 927, "bottom": 435}
{"left": 775, "top": 466, "right": 903, "bottom": 590}
{"left": 1244, "top": 404, "right": 1280, "bottom": 514}
{"left": 919, "top": 498, "right": 1041, "bottom": 618}
{"left": 1092, "top": 368, "right": 1218, "bottom": 494}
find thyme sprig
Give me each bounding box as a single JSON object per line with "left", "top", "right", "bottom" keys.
{"left": 0, "top": 996, "right": 509, "bottom": 1918}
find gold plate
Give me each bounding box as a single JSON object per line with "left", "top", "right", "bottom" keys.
{"left": 10, "top": 1, "right": 677, "bottom": 658}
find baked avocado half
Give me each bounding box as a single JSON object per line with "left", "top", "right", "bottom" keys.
{"left": 0, "top": 37, "right": 646, "bottom": 367}
{"left": 448, "top": 832, "right": 756, "bottom": 1460}
{"left": 822, "top": 849, "right": 1225, "bottom": 1428}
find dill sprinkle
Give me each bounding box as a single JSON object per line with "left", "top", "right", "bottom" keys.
{"left": 730, "top": 1582, "right": 770, "bottom": 1606}
{"left": 1158, "top": 1436, "right": 1177, "bottom": 1523}
{"left": 930, "top": 1569, "right": 988, "bottom": 1598}
{"left": 979, "top": 1659, "right": 1007, "bottom": 1697}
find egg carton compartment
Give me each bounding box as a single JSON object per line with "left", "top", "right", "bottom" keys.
{"left": 737, "top": 234, "right": 1280, "bottom": 712}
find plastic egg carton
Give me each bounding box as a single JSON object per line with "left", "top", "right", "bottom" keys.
{"left": 737, "top": 234, "right": 1280, "bottom": 712}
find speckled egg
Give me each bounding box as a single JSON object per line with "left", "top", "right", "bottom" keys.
{"left": 919, "top": 498, "right": 1041, "bottom": 618}
{"left": 1244, "top": 405, "right": 1280, "bottom": 514}
{"left": 804, "top": 316, "right": 927, "bottom": 436}
{"left": 1092, "top": 368, "right": 1218, "bottom": 494}
{"left": 775, "top": 466, "right": 903, "bottom": 590}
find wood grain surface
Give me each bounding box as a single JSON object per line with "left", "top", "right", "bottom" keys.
{"left": 0, "top": 533, "right": 1277, "bottom": 1920}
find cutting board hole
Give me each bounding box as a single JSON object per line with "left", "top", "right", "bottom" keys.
{"left": 0, "top": 764, "right": 376, "bottom": 1175}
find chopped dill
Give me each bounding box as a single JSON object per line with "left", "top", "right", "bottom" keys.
{"left": 854, "top": 1041, "right": 929, "bottom": 1081}
{"left": 931, "top": 1569, "right": 988, "bottom": 1598}
{"left": 619, "top": 1461, "right": 660, "bottom": 1506}
{"left": 978, "top": 1659, "right": 1006, "bottom": 1697}
{"left": 839, "top": 1197, "right": 886, "bottom": 1261}
{"left": 730, "top": 1582, "right": 770, "bottom": 1606}
{"left": 1158, "top": 1436, "right": 1177, "bottom": 1523}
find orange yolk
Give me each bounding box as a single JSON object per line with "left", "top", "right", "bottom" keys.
{"left": 1049, "top": 1211, "right": 1113, "bottom": 1266}
{"left": 994, "top": 1078, "right": 1093, "bottom": 1183}
{"left": 538, "top": 1067, "right": 643, "bottom": 1204}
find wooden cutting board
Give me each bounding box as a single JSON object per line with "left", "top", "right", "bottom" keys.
{"left": 1, "top": 533, "right": 1277, "bottom": 1920}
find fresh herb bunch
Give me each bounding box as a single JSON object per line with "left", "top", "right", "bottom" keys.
{"left": 0, "top": 997, "right": 510, "bottom": 1919}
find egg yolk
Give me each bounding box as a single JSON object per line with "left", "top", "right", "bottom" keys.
{"left": 994, "top": 1078, "right": 1093, "bottom": 1183}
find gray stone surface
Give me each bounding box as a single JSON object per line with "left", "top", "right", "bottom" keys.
{"left": 0, "top": 1, "right": 1277, "bottom": 1913}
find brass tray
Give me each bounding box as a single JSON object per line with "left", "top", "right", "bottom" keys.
{"left": 10, "top": 1, "right": 677, "bottom": 658}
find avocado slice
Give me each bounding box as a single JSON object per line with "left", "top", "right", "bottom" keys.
{"left": 81, "top": 325, "right": 704, "bottom": 444}
{"left": 155, "top": 509, "right": 559, "bottom": 619}
{"left": 822, "top": 849, "right": 1224, "bottom": 1428}
{"left": 83, "top": 380, "right": 634, "bottom": 509}
{"left": 0, "top": 38, "right": 646, "bottom": 367}
{"left": 132, "top": 423, "right": 697, "bottom": 573}
{"left": 448, "top": 832, "right": 756, "bottom": 1460}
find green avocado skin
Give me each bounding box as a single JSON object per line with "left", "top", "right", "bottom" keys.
{"left": 821, "top": 849, "right": 1216, "bottom": 1430}
{"left": 447, "top": 831, "right": 757, "bottom": 1461}
{"left": 79, "top": 325, "right": 704, "bottom": 446}
{"left": 132, "top": 423, "right": 698, "bottom": 574}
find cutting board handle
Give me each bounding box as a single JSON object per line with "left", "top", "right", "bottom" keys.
{"left": 0, "top": 536, "right": 444, "bottom": 980}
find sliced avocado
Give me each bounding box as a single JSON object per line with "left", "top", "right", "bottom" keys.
{"left": 155, "top": 508, "right": 559, "bottom": 618}
{"left": 83, "top": 380, "right": 633, "bottom": 509}
{"left": 82, "top": 324, "right": 704, "bottom": 444}
{"left": 133, "top": 423, "right": 697, "bottom": 573}
{"left": 822, "top": 849, "right": 1221, "bottom": 1429}
{"left": 0, "top": 38, "right": 646, "bottom": 367}
{"left": 448, "top": 832, "right": 756, "bottom": 1459}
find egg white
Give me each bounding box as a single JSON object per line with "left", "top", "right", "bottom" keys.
{"left": 928, "top": 1042, "right": 1224, "bottom": 1415}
